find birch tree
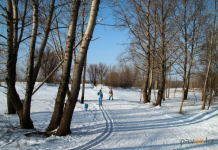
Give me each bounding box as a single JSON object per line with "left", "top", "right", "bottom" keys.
{"left": 46, "top": 0, "right": 81, "bottom": 132}
{"left": 202, "top": 0, "right": 217, "bottom": 109}
{"left": 111, "top": 0, "right": 152, "bottom": 103}
{"left": 55, "top": 0, "right": 100, "bottom": 136}
{"left": 179, "top": 0, "right": 203, "bottom": 114}
{"left": 4, "top": 0, "right": 55, "bottom": 128}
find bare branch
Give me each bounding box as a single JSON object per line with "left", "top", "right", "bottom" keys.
{"left": 0, "top": 34, "right": 7, "bottom": 39}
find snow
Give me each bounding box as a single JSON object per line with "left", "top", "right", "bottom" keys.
{"left": 0, "top": 83, "right": 218, "bottom": 150}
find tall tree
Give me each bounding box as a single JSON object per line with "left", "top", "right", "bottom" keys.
{"left": 56, "top": 0, "right": 100, "bottom": 136}
{"left": 153, "top": 0, "right": 189, "bottom": 106}
{"left": 202, "top": 0, "right": 217, "bottom": 109}
{"left": 5, "top": 0, "right": 56, "bottom": 128}
{"left": 112, "top": 0, "right": 152, "bottom": 103}
{"left": 5, "top": 0, "right": 28, "bottom": 114}
{"left": 47, "top": 0, "right": 81, "bottom": 131}
{"left": 155, "top": 0, "right": 166, "bottom": 106}
{"left": 179, "top": 0, "right": 203, "bottom": 114}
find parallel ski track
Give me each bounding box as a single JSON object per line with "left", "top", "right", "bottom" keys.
{"left": 74, "top": 105, "right": 113, "bottom": 150}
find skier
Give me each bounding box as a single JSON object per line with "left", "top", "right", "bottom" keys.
{"left": 109, "top": 89, "right": 113, "bottom": 100}
{"left": 97, "top": 89, "right": 103, "bottom": 106}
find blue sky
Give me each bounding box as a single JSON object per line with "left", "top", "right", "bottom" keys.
{"left": 87, "top": 5, "right": 129, "bottom": 67}
{"left": 87, "top": 24, "right": 128, "bottom": 66}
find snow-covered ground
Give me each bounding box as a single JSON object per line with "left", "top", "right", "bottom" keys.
{"left": 0, "top": 82, "right": 218, "bottom": 150}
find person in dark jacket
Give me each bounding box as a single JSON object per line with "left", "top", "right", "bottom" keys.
{"left": 97, "top": 89, "right": 103, "bottom": 106}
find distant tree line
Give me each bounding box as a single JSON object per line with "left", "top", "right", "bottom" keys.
{"left": 87, "top": 63, "right": 138, "bottom": 88}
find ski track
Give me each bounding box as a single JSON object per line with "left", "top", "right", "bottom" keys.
{"left": 74, "top": 105, "right": 114, "bottom": 150}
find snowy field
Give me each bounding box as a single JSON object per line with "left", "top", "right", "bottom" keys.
{"left": 0, "top": 82, "right": 218, "bottom": 150}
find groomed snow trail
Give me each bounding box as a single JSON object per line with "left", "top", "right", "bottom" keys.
{"left": 81, "top": 86, "right": 218, "bottom": 150}
{"left": 0, "top": 83, "right": 218, "bottom": 150}
{"left": 74, "top": 105, "right": 114, "bottom": 150}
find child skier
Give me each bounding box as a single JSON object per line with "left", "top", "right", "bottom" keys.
{"left": 109, "top": 89, "right": 113, "bottom": 100}
{"left": 97, "top": 89, "right": 103, "bottom": 106}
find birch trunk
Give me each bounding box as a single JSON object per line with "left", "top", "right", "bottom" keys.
{"left": 7, "top": 0, "right": 19, "bottom": 114}
{"left": 81, "top": 0, "right": 86, "bottom": 104}
{"left": 179, "top": 1, "right": 202, "bottom": 113}
{"left": 202, "top": 0, "right": 216, "bottom": 110}
{"left": 207, "top": 78, "right": 213, "bottom": 110}
{"left": 23, "top": 0, "right": 55, "bottom": 129}
{"left": 156, "top": 66, "right": 165, "bottom": 106}
{"left": 156, "top": 0, "right": 166, "bottom": 106}
{"left": 56, "top": 0, "right": 100, "bottom": 136}
{"left": 142, "top": 68, "right": 149, "bottom": 103}
{"left": 180, "top": 9, "right": 188, "bottom": 113}
{"left": 6, "top": 0, "right": 24, "bottom": 125}
{"left": 167, "top": 75, "right": 171, "bottom": 98}
{"left": 182, "top": 0, "right": 188, "bottom": 102}
{"left": 47, "top": 0, "right": 81, "bottom": 131}
{"left": 148, "top": 67, "right": 153, "bottom": 101}
{"left": 7, "top": 91, "right": 16, "bottom": 114}
{"left": 22, "top": 0, "right": 38, "bottom": 129}
{"left": 32, "top": 0, "right": 56, "bottom": 89}
{"left": 6, "top": 0, "right": 55, "bottom": 128}
{"left": 142, "top": 0, "right": 151, "bottom": 103}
